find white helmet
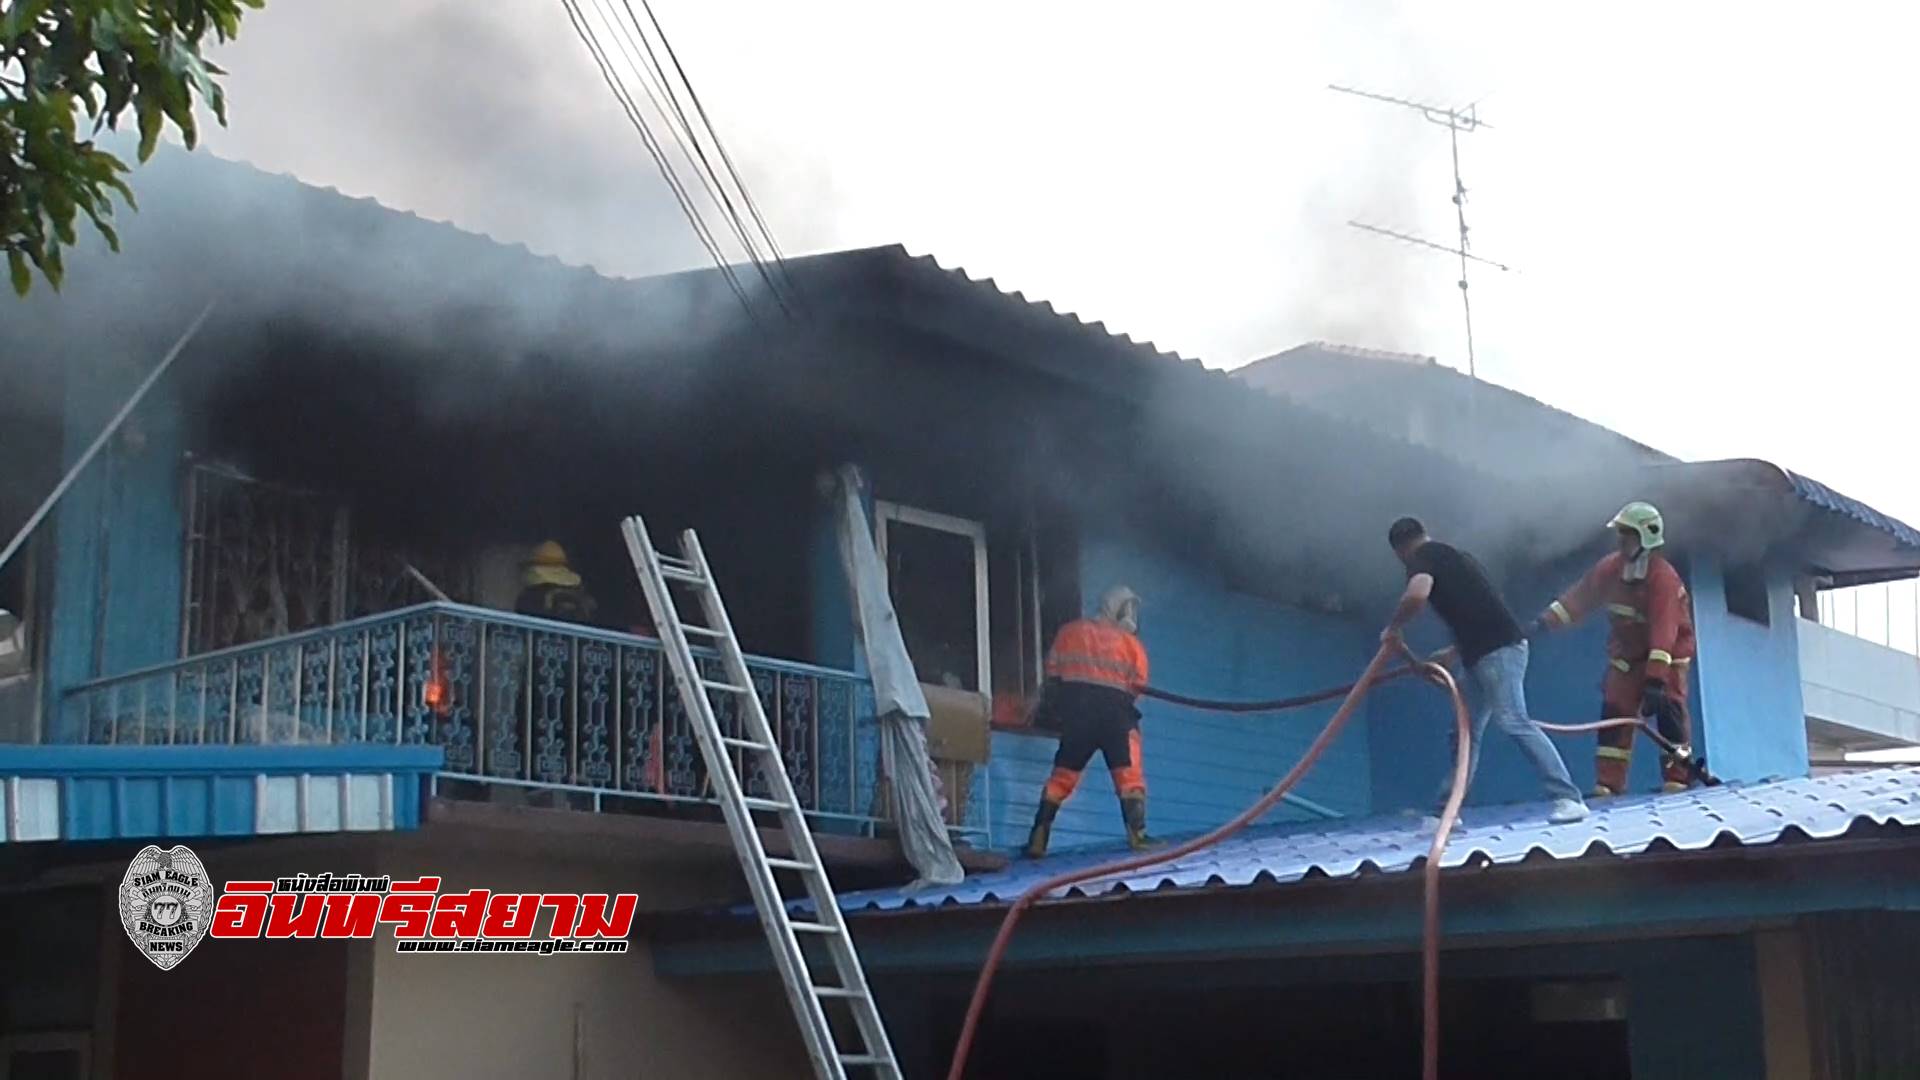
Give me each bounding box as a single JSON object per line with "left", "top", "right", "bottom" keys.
{"left": 1100, "top": 586, "right": 1141, "bottom": 633}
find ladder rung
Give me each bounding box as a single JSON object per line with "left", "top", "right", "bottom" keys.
{"left": 813, "top": 986, "right": 865, "bottom": 1000}
{"left": 839, "top": 1055, "right": 888, "bottom": 1067}
{"left": 742, "top": 797, "right": 790, "bottom": 813}
{"left": 789, "top": 921, "right": 837, "bottom": 934}
{"left": 703, "top": 680, "right": 750, "bottom": 695}
{"left": 681, "top": 624, "right": 725, "bottom": 638}
{"left": 766, "top": 857, "right": 815, "bottom": 872}
{"left": 660, "top": 566, "right": 707, "bottom": 585}
{"left": 722, "top": 736, "right": 773, "bottom": 753}
{"left": 659, "top": 553, "right": 695, "bottom": 570}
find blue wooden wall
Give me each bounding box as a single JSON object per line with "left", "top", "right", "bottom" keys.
{"left": 1373, "top": 547, "right": 1814, "bottom": 814}
{"left": 1688, "top": 556, "right": 1810, "bottom": 782}
{"left": 984, "top": 529, "right": 1378, "bottom": 850}
{"left": 44, "top": 356, "right": 188, "bottom": 740}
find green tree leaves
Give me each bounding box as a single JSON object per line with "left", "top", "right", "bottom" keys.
{"left": 2, "top": 0, "right": 265, "bottom": 296}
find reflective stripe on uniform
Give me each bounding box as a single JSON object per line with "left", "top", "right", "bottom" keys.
{"left": 1046, "top": 620, "right": 1147, "bottom": 691}
{"left": 1549, "top": 601, "right": 1571, "bottom": 625}
{"left": 1610, "top": 658, "right": 1632, "bottom": 672}
{"left": 1647, "top": 648, "right": 1674, "bottom": 666}
{"left": 1052, "top": 654, "right": 1139, "bottom": 681}
{"left": 1597, "top": 746, "right": 1633, "bottom": 761}
{"left": 1605, "top": 602, "right": 1644, "bottom": 621}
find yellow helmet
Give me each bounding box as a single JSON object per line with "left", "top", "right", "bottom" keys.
{"left": 528, "top": 541, "right": 571, "bottom": 568}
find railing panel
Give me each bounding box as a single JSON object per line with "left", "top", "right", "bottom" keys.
{"left": 62, "top": 603, "right": 883, "bottom": 828}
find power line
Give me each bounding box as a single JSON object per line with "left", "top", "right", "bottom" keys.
{"left": 636, "top": 0, "right": 805, "bottom": 312}
{"left": 593, "top": 0, "right": 795, "bottom": 317}
{"left": 558, "top": 0, "right": 760, "bottom": 324}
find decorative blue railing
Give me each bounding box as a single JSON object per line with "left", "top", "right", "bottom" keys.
{"left": 60, "top": 603, "right": 883, "bottom": 827}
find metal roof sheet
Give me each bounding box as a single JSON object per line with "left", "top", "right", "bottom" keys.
{"left": 1785, "top": 470, "right": 1920, "bottom": 552}
{"left": 831, "top": 768, "right": 1920, "bottom": 915}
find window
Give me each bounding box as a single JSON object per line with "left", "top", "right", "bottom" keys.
{"left": 182, "top": 464, "right": 473, "bottom": 653}
{"left": 876, "top": 503, "right": 990, "bottom": 693}
{"left": 989, "top": 518, "right": 1080, "bottom": 701}
{"left": 1725, "top": 563, "right": 1771, "bottom": 625}
{"left": 874, "top": 502, "right": 1079, "bottom": 715}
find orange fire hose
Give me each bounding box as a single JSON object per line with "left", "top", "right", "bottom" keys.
{"left": 943, "top": 642, "right": 1472, "bottom": 1080}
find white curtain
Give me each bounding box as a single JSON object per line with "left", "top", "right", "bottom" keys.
{"left": 830, "top": 464, "right": 965, "bottom": 888}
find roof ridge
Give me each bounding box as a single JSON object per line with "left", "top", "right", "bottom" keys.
{"left": 149, "top": 143, "right": 674, "bottom": 286}
{"left": 899, "top": 248, "right": 1200, "bottom": 364}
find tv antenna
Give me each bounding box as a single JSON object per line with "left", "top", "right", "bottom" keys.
{"left": 1330, "top": 84, "right": 1514, "bottom": 379}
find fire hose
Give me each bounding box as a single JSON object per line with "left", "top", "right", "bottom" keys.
{"left": 943, "top": 645, "right": 1708, "bottom": 1080}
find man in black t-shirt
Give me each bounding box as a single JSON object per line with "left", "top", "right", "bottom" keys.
{"left": 1382, "top": 517, "right": 1587, "bottom": 825}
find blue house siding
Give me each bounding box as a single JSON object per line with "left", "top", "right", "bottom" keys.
{"left": 1688, "top": 557, "right": 1809, "bottom": 782}
{"left": 986, "top": 532, "right": 1378, "bottom": 850}
{"left": 45, "top": 360, "right": 189, "bottom": 739}
{"left": 0, "top": 745, "right": 438, "bottom": 842}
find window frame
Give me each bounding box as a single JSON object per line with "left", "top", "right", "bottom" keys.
{"left": 873, "top": 501, "right": 992, "bottom": 695}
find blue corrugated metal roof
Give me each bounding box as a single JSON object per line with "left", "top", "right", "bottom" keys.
{"left": 831, "top": 768, "right": 1920, "bottom": 914}
{"left": 1785, "top": 470, "right": 1920, "bottom": 552}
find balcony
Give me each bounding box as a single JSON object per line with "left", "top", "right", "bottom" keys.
{"left": 57, "top": 603, "right": 946, "bottom": 836}
{"left": 1800, "top": 617, "right": 1920, "bottom": 753}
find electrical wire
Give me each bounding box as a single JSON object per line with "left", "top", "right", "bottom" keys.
{"left": 613, "top": 0, "right": 797, "bottom": 318}
{"left": 635, "top": 0, "right": 806, "bottom": 312}
{"left": 591, "top": 0, "right": 796, "bottom": 320}
{"left": 557, "top": 0, "right": 760, "bottom": 325}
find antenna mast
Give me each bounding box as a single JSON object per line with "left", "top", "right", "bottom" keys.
{"left": 1330, "top": 85, "right": 1511, "bottom": 379}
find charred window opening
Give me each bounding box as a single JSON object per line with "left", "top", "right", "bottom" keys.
{"left": 180, "top": 464, "right": 467, "bottom": 654}
{"left": 878, "top": 505, "right": 986, "bottom": 693}
{"left": 990, "top": 517, "right": 1080, "bottom": 702}
{"left": 876, "top": 501, "right": 1080, "bottom": 716}
{"left": 1725, "top": 563, "right": 1771, "bottom": 625}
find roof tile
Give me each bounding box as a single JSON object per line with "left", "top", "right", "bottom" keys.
{"left": 826, "top": 768, "right": 1920, "bottom": 915}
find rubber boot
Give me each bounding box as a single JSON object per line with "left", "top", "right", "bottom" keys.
{"left": 1024, "top": 798, "right": 1061, "bottom": 859}
{"left": 1121, "top": 793, "right": 1159, "bottom": 851}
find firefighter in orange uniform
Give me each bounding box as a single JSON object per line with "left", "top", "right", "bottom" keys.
{"left": 1024, "top": 586, "right": 1156, "bottom": 857}
{"left": 1530, "top": 502, "right": 1698, "bottom": 796}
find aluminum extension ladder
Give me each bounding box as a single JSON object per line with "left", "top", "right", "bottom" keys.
{"left": 621, "top": 516, "right": 901, "bottom": 1080}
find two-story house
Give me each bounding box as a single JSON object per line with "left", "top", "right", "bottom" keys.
{"left": 4, "top": 149, "right": 1919, "bottom": 1079}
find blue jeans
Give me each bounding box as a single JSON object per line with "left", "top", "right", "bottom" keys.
{"left": 1433, "top": 640, "right": 1582, "bottom": 808}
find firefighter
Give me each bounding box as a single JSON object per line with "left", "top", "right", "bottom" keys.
{"left": 515, "top": 541, "right": 598, "bottom": 626}
{"left": 1024, "top": 586, "right": 1155, "bottom": 857}
{"left": 1529, "top": 502, "right": 1697, "bottom": 796}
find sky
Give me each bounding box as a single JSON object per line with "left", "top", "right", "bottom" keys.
{"left": 186, "top": 0, "right": 1917, "bottom": 637}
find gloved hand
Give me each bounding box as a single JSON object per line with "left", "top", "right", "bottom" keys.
{"left": 1640, "top": 680, "right": 1681, "bottom": 742}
